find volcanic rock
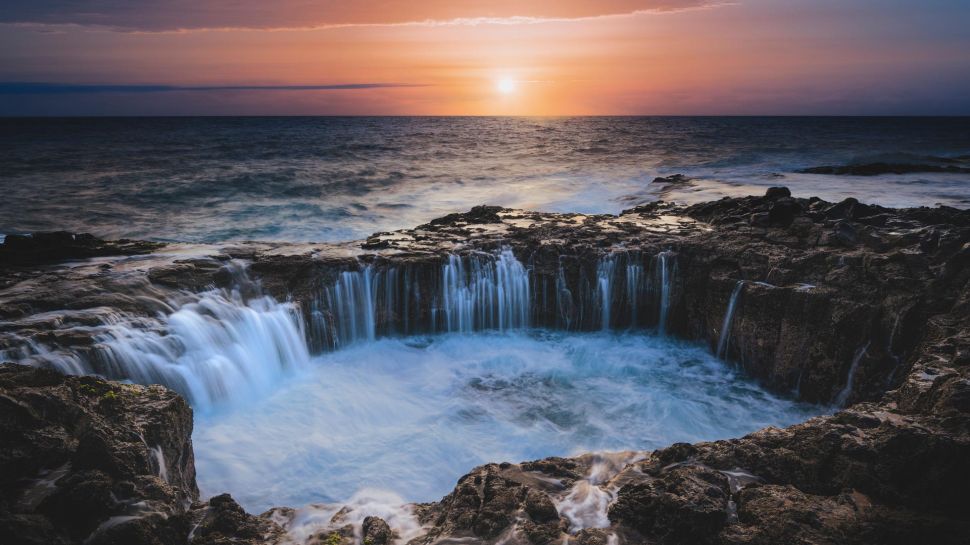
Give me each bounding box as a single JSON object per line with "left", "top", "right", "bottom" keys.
{"left": 764, "top": 186, "right": 791, "bottom": 200}
{"left": 2, "top": 192, "right": 970, "bottom": 544}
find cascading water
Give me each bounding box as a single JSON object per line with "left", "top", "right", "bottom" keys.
{"left": 309, "top": 248, "right": 672, "bottom": 341}
{"left": 555, "top": 258, "right": 576, "bottom": 330}
{"left": 597, "top": 256, "right": 617, "bottom": 331}
{"left": 314, "top": 248, "right": 532, "bottom": 347}
{"left": 835, "top": 341, "right": 870, "bottom": 407}
{"left": 717, "top": 281, "right": 745, "bottom": 359}
{"left": 438, "top": 249, "right": 531, "bottom": 333}
{"left": 591, "top": 252, "right": 648, "bottom": 331}
{"left": 625, "top": 259, "right": 645, "bottom": 327}
{"left": 656, "top": 251, "right": 675, "bottom": 335}
{"left": 94, "top": 290, "right": 310, "bottom": 409}
{"left": 330, "top": 266, "right": 378, "bottom": 344}
{"left": 10, "top": 264, "right": 310, "bottom": 409}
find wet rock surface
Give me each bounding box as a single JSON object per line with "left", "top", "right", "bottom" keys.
{"left": 0, "top": 364, "right": 196, "bottom": 545}
{"left": 1, "top": 188, "right": 969, "bottom": 543}
{"left": 0, "top": 232, "right": 162, "bottom": 271}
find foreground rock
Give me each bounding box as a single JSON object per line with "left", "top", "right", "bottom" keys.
{"left": 0, "top": 364, "right": 279, "bottom": 545}
{"left": 1, "top": 188, "right": 969, "bottom": 543}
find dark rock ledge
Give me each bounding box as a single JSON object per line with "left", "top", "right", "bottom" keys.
{"left": 1, "top": 187, "right": 969, "bottom": 544}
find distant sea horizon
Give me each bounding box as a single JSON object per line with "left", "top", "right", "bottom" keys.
{"left": 2, "top": 116, "right": 967, "bottom": 243}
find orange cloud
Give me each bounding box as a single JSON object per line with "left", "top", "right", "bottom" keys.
{"left": 2, "top": 1, "right": 717, "bottom": 32}
{"left": 2, "top": 1, "right": 968, "bottom": 116}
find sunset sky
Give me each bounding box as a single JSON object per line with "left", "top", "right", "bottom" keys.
{"left": 1, "top": 0, "right": 969, "bottom": 115}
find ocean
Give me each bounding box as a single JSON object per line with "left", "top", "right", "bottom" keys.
{"left": 1, "top": 116, "right": 968, "bottom": 243}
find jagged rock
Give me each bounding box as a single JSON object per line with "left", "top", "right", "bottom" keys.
{"left": 832, "top": 220, "right": 858, "bottom": 246}
{"left": 188, "top": 494, "right": 283, "bottom": 545}
{"left": 768, "top": 198, "right": 801, "bottom": 227}
{"left": 1, "top": 193, "right": 969, "bottom": 544}
{"left": 519, "top": 458, "right": 583, "bottom": 483}
{"left": 824, "top": 197, "right": 876, "bottom": 221}
{"left": 723, "top": 484, "right": 968, "bottom": 545}
{"left": 307, "top": 526, "right": 354, "bottom": 545}
{"left": 524, "top": 489, "right": 559, "bottom": 523}
{"left": 0, "top": 232, "right": 162, "bottom": 267}
{"left": 0, "top": 364, "right": 196, "bottom": 545}
{"left": 609, "top": 465, "right": 730, "bottom": 544}
{"left": 421, "top": 205, "right": 504, "bottom": 228}
{"left": 749, "top": 212, "right": 770, "bottom": 227}
{"left": 569, "top": 528, "right": 611, "bottom": 545}
{"left": 361, "top": 516, "right": 392, "bottom": 545}
{"left": 787, "top": 215, "right": 814, "bottom": 237}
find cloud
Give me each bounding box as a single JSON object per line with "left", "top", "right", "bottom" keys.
{"left": 0, "top": 1, "right": 717, "bottom": 32}
{"left": 0, "top": 82, "right": 426, "bottom": 94}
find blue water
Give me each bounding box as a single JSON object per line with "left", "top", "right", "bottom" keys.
{"left": 1, "top": 116, "right": 967, "bottom": 242}
{"left": 193, "top": 330, "right": 822, "bottom": 511}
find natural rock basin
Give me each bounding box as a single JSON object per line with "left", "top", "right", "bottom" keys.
{"left": 192, "top": 331, "right": 822, "bottom": 512}
{"left": 1, "top": 189, "right": 968, "bottom": 544}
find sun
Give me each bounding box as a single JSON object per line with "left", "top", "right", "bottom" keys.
{"left": 496, "top": 77, "right": 516, "bottom": 95}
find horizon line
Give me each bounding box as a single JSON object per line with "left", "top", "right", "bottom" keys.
{"left": 2, "top": 114, "right": 969, "bottom": 119}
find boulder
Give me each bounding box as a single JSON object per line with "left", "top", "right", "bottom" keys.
{"left": 361, "top": 516, "right": 392, "bottom": 545}
{"left": 609, "top": 465, "right": 730, "bottom": 544}
{"left": 764, "top": 186, "right": 791, "bottom": 201}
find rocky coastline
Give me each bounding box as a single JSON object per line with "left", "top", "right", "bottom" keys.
{"left": 2, "top": 186, "right": 969, "bottom": 544}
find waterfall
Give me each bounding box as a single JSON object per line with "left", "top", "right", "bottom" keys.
{"left": 656, "top": 251, "right": 675, "bottom": 335}
{"left": 95, "top": 289, "right": 310, "bottom": 409}
{"left": 331, "top": 266, "right": 378, "bottom": 344}
{"left": 594, "top": 253, "right": 645, "bottom": 331}
{"left": 11, "top": 248, "right": 693, "bottom": 407}
{"left": 716, "top": 281, "right": 744, "bottom": 359}
{"left": 310, "top": 248, "right": 674, "bottom": 339}
{"left": 596, "top": 256, "right": 617, "bottom": 331}
{"left": 626, "top": 260, "right": 644, "bottom": 327}
{"left": 438, "top": 248, "right": 531, "bottom": 333}
{"left": 835, "top": 342, "right": 870, "bottom": 407}
{"left": 316, "top": 247, "right": 532, "bottom": 346}
{"left": 13, "top": 264, "right": 311, "bottom": 409}
{"left": 555, "top": 259, "right": 575, "bottom": 330}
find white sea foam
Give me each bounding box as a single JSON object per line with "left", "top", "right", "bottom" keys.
{"left": 193, "top": 330, "right": 821, "bottom": 512}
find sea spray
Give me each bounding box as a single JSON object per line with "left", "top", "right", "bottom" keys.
{"left": 556, "top": 452, "right": 642, "bottom": 533}
{"left": 268, "top": 489, "right": 425, "bottom": 545}
{"left": 717, "top": 281, "right": 745, "bottom": 359}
